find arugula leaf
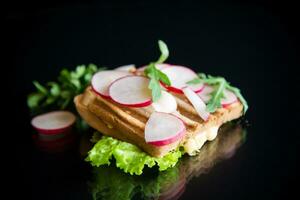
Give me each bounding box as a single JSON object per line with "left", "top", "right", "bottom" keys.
{"left": 186, "top": 74, "right": 223, "bottom": 85}
{"left": 198, "top": 73, "right": 207, "bottom": 79}
{"left": 226, "top": 84, "right": 248, "bottom": 113}
{"left": 144, "top": 40, "right": 171, "bottom": 102}
{"left": 187, "top": 74, "right": 248, "bottom": 114}
{"left": 206, "top": 78, "right": 226, "bottom": 113}
{"left": 186, "top": 75, "right": 226, "bottom": 112}
{"left": 186, "top": 78, "right": 202, "bottom": 85}
{"left": 27, "top": 64, "right": 104, "bottom": 114}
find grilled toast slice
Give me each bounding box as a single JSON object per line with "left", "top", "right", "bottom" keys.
{"left": 74, "top": 87, "right": 243, "bottom": 157}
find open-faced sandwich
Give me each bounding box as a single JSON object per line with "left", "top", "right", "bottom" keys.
{"left": 74, "top": 40, "right": 248, "bottom": 175}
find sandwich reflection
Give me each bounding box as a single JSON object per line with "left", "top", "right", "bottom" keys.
{"left": 87, "top": 122, "right": 246, "bottom": 200}
{"left": 32, "top": 117, "right": 91, "bottom": 154}
{"left": 32, "top": 131, "right": 77, "bottom": 153}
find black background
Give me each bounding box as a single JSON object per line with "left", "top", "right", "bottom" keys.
{"left": 5, "top": 0, "right": 299, "bottom": 199}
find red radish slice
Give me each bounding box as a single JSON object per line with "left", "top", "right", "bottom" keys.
{"left": 161, "top": 66, "right": 204, "bottom": 94}
{"left": 145, "top": 112, "right": 186, "bottom": 146}
{"left": 221, "top": 89, "right": 238, "bottom": 107}
{"left": 136, "top": 63, "right": 171, "bottom": 74}
{"left": 197, "top": 85, "right": 238, "bottom": 107}
{"left": 115, "top": 64, "right": 136, "bottom": 73}
{"left": 152, "top": 91, "right": 177, "bottom": 113}
{"left": 109, "top": 75, "right": 152, "bottom": 107}
{"left": 91, "top": 70, "right": 130, "bottom": 98}
{"left": 197, "top": 84, "right": 214, "bottom": 103}
{"left": 182, "top": 87, "right": 210, "bottom": 121}
{"left": 31, "top": 111, "right": 76, "bottom": 135}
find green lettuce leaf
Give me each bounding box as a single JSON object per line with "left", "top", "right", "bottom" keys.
{"left": 86, "top": 136, "right": 183, "bottom": 175}
{"left": 86, "top": 137, "right": 119, "bottom": 166}
{"left": 112, "top": 142, "right": 156, "bottom": 175}
{"left": 155, "top": 150, "right": 182, "bottom": 171}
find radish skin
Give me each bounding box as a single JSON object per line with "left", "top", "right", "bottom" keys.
{"left": 91, "top": 70, "right": 130, "bottom": 98}
{"left": 161, "top": 66, "right": 204, "bottom": 94}
{"left": 197, "top": 85, "right": 238, "bottom": 108}
{"left": 31, "top": 111, "right": 76, "bottom": 135}
{"left": 145, "top": 112, "right": 186, "bottom": 146}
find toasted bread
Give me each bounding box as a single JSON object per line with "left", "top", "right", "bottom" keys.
{"left": 74, "top": 87, "right": 243, "bottom": 157}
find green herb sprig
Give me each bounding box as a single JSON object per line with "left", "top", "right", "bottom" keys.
{"left": 27, "top": 64, "right": 105, "bottom": 114}
{"left": 144, "top": 40, "right": 171, "bottom": 102}
{"left": 187, "top": 74, "right": 248, "bottom": 114}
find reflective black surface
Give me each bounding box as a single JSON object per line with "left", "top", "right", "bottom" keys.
{"left": 7, "top": 1, "right": 298, "bottom": 199}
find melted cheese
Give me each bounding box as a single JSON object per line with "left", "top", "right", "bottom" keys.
{"left": 184, "top": 126, "right": 220, "bottom": 155}
{"left": 206, "top": 126, "right": 219, "bottom": 141}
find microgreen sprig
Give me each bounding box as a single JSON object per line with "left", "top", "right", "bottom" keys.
{"left": 144, "top": 40, "right": 171, "bottom": 102}
{"left": 27, "top": 64, "right": 105, "bottom": 114}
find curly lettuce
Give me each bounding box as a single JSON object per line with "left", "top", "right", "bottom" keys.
{"left": 86, "top": 136, "right": 183, "bottom": 175}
